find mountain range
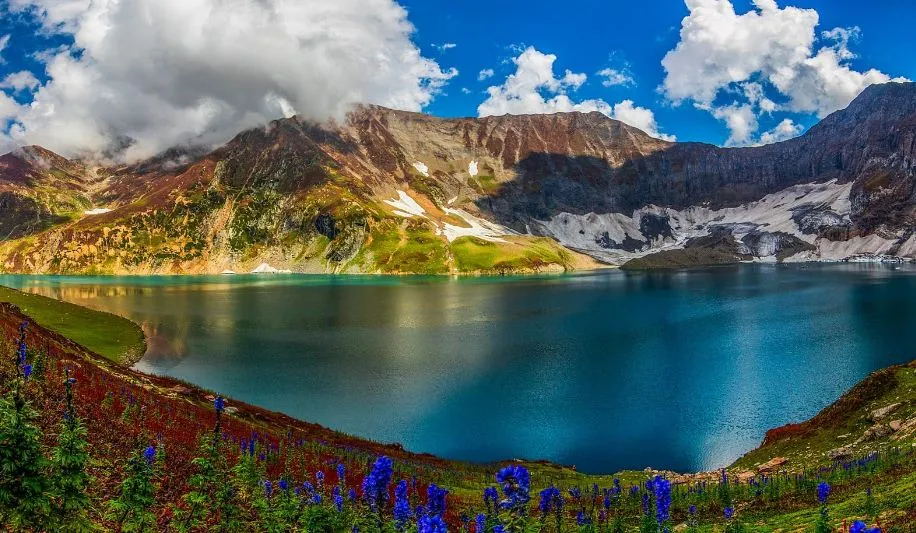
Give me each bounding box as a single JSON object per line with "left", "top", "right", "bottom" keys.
{"left": 2, "top": 82, "right": 916, "bottom": 275}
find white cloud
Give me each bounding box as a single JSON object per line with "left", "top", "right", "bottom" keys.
{"left": 461, "top": 87, "right": 472, "bottom": 95}
{"left": 478, "top": 68, "right": 495, "bottom": 81}
{"left": 1, "top": 71, "right": 41, "bottom": 93}
{"left": 661, "top": 0, "right": 907, "bottom": 144}
{"left": 597, "top": 68, "right": 635, "bottom": 87}
{"left": 478, "top": 47, "right": 674, "bottom": 141}
{"left": 711, "top": 103, "right": 758, "bottom": 146}
{"left": 0, "top": 92, "right": 22, "bottom": 122}
{"left": 0, "top": 35, "right": 10, "bottom": 63}
{"left": 2, "top": 0, "right": 457, "bottom": 161}
{"left": 609, "top": 100, "right": 675, "bottom": 142}
{"left": 758, "top": 118, "right": 803, "bottom": 144}
{"left": 433, "top": 43, "right": 457, "bottom": 52}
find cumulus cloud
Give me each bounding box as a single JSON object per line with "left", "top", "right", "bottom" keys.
{"left": 710, "top": 103, "right": 757, "bottom": 146}
{"left": 478, "top": 47, "right": 674, "bottom": 141}
{"left": 1, "top": 0, "right": 457, "bottom": 160}
{"left": 0, "top": 35, "right": 10, "bottom": 63}
{"left": 478, "top": 68, "right": 495, "bottom": 81}
{"left": 661, "top": 0, "right": 907, "bottom": 145}
{"left": 758, "top": 118, "right": 803, "bottom": 144}
{"left": 433, "top": 43, "right": 457, "bottom": 52}
{"left": 597, "top": 68, "right": 635, "bottom": 87}
{"left": 1, "top": 71, "right": 41, "bottom": 93}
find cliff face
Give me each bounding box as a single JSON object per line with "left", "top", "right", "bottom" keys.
{"left": 2, "top": 82, "right": 916, "bottom": 273}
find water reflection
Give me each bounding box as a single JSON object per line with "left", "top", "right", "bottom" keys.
{"left": 2, "top": 265, "right": 915, "bottom": 474}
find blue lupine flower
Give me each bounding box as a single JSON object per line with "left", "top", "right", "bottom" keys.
{"left": 279, "top": 479, "right": 289, "bottom": 491}
{"left": 539, "top": 486, "right": 562, "bottom": 514}
{"left": 495, "top": 465, "right": 530, "bottom": 511}
{"left": 653, "top": 475, "right": 671, "bottom": 524}
{"left": 418, "top": 514, "right": 447, "bottom": 533}
{"left": 641, "top": 493, "right": 649, "bottom": 515}
{"left": 22, "top": 364, "right": 32, "bottom": 380}
{"left": 214, "top": 395, "right": 225, "bottom": 413}
{"left": 394, "top": 480, "right": 411, "bottom": 530}
{"left": 817, "top": 481, "right": 830, "bottom": 504}
{"left": 248, "top": 439, "right": 256, "bottom": 457}
{"left": 337, "top": 463, "right": 346, "bottom": 484}
{"left": 688, "top": 505, "right": 696, "bottom": 515}
{"left": 361, "top": 456, "right": 393, "bottom": 509}
{"left": 312, "top": 493, "right": 322, "bottom": 505}
{"left": 475, "top": 513, "right": 486, "bottom": 533}
{"left": 264, "top": 480, "right": 273, "bottom": 499}
{"left": 568, "top": 486, "right": 582, "bottom": 500}
{"left": 576, "top": 510, "right": 590, "bottom": 526}
{"left": 483, "top": 486, "right": 499, "bottom": 510}
{"left": 849, "top": 520, "right": 881, "bottom": 533}
{"left": 724, "top": 507, "right": 735, "bottom": 520}
{"left": 143, "top": 446, "right": 156, "bottom": 465}
{"left": 316, "top": 470, "right": 325, "bottom": 488}
{"left": 427, "top": 483, "right": 448, "bottom": 517}
{"left": 348, "top": 488, "right": 357, "bottom": 501}
{"left": 493, "top": 526, "right": 504, "bottom": 533}
{"left": 333, "top": 486, "right": 344, "bottom": 512}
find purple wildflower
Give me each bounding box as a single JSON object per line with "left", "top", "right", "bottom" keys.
{"left": 143, "top": 445, "right": 156, "bottom": 465}
{"left": 495, "top": 465, "right": 530, "bottom": 511}
{"left": 418, "top": 514, "right": 447, "bottom": 533}
{"left": 394, "top": 480, "right": 411, "bottom": 530}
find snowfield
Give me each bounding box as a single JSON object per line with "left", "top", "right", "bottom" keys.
{"left": 534, "top": 181, "right": 909, "bottom": 265}
{"left": 385, "top": 191, "right": 427, "bottom": 218}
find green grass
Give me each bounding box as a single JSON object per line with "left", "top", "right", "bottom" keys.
{"left": 471, "top": 175, "right": 501, "bottom": 194}
{"left": 452, "top": 236, "right": 571, "bottom": 273}
{"left": 0, "top": 286, "right": 145, "bottom": 364}
{"left": 363, "top": 220, "right": 450, "bottom": 274}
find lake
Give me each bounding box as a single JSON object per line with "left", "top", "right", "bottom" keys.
{"left": 2, "top": 264, "right": 914, "bottom": 474}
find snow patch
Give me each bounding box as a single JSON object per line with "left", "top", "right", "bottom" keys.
{"left": 251, "top": 263, "right": 292, "bottom": 274}
{"left": 412, "top": 162, "right": 430, "bottom": 177}
{"left": 468, "top": 160, "right": 479, "bottom": 177}
{"left": 385, "top": 191, "right": 427, "bottom": 218}
{"left": 535, "top": 181, "right": 868, "bottom": 264}
{"left": 84, "top": 208, "right": 112, "bottom": 215}
{"left": 442, "top": 208, "right": 514, "bottom": 243}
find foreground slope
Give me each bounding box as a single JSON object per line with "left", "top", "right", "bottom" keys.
{"left": 2, "top": 82, "right": 916, "bottom": 273}
{"left": 1, "top": 288, "right": 914, "bottom": 530}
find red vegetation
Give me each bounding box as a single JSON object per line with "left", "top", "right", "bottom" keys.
{"left": 0, "top": 303, "right": 484, "bottom": 525}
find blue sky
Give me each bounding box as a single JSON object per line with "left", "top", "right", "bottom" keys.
{"left": 0, "top": 0, "right": 913, "bottom": 158}
{"left": 401, "top": 0, "right": 915, "bottom": 144}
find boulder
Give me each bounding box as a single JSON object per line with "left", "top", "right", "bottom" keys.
{"left": 869, "top": 403, "right": 900, "bottom": 422}
{"left": 757, "top": 456, "right": 788, "bottom": 473}
{"left": 863, "top": 424, "right": 894, "bottom": 441}
{"left": 737, "top": 471, "right": 756, "bottom": 483}
{"left": 827, "top": 446, "right": 854, "bottom": 461}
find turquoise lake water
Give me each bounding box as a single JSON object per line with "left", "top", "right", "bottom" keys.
{"left": 2, "top": 264, "right": 914, "bottom": 474}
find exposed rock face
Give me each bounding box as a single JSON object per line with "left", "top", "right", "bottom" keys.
{"left": 2, "top": 82, "right": 916, "bottom": 273}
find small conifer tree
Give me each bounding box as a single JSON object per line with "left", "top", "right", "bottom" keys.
{"left": 106, "top": 445, "right": 158, "bottom": 532}
{"left": 49, "top": 371, "right": 94, "bottom": 532}
{"left": 0, "top": 321, "right": 51, "bottom": 529}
